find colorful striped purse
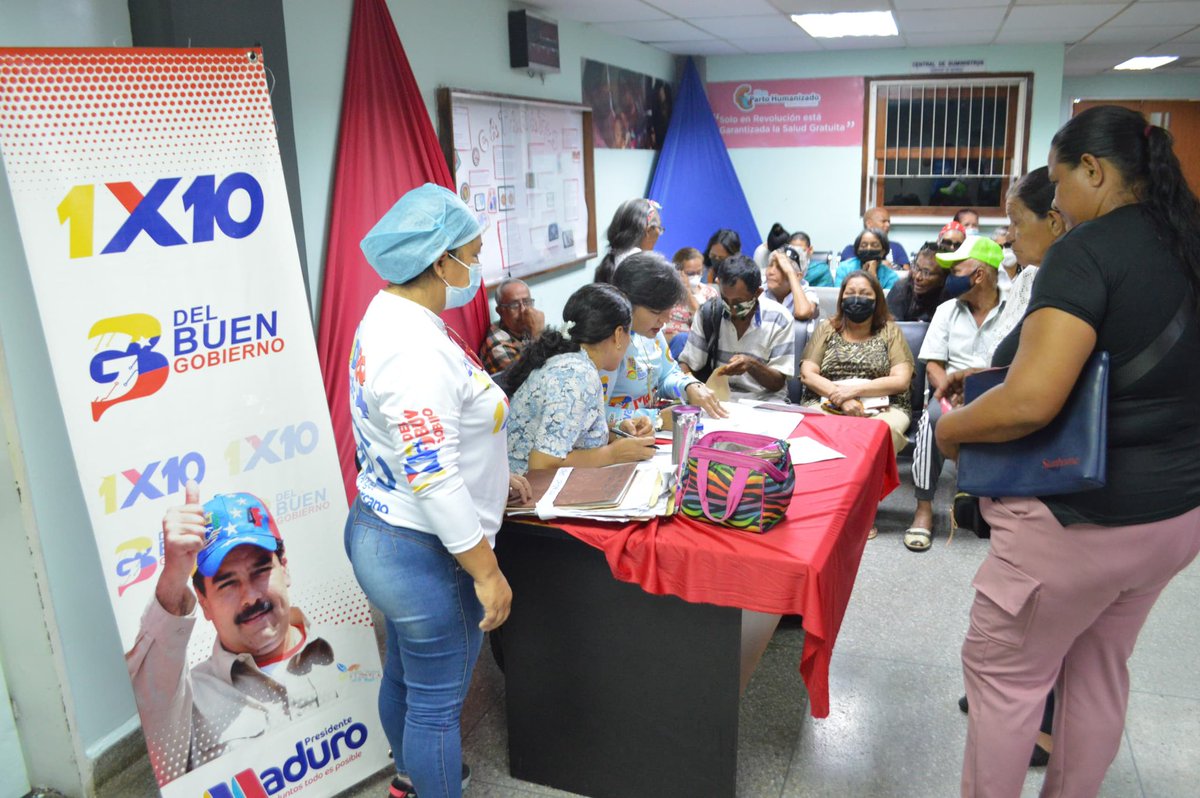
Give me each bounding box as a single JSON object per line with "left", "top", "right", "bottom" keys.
{"left": 679, "top": 431, "right": 795, "bottom": 533}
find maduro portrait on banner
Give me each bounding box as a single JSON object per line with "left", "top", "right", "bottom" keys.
{"left": 0, "top": 48, "right": 388, "bottom": 796}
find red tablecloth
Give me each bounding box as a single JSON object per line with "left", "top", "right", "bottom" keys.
{"left": 544, "top": 412, "right": 899, "bottom": 718}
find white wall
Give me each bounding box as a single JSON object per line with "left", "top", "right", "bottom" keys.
{"left": 704, "top": 44, "right": 1067, "bottom": 257}
{"left": 0, "top": 0, "right": 142, "bottom": 786}
{"left": 284, "top": 0, "right": 676, "bottom": 325}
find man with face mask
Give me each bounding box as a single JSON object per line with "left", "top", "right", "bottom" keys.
{"left": 678, "top": 254, "right": 794, "bottom": 401}
{"left": 839, "top": 207, "right": 911, "bottom": 268}
{"left": 954, "top": 207, "right": 980, "bottom": 234}
{"left": 903, "top": 237, "right": 1007, "bottom": 552}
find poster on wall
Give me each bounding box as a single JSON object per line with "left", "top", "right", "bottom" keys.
{"left": 706, "top": 77, "right": 865, "bottom": 148}
{"left": 0, "top": 48, "right": 388, "bottom": 797}
{"left": 582, "top": 58, "right": 672, "bottom": 150}
{"left": 441, "top": 90, "right": 592, "bottom": 286}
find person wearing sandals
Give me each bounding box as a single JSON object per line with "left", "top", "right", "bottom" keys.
{"left": 938, "top": 106, "right": 1200, "bottom": 797}
{"left": 903, "top": 236, "right": 1008, "bottom": 552}
{"left": 799, "top": 269, "right": 914, "bottom": 539}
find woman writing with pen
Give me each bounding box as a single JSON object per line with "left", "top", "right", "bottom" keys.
{"left": 598, "top": 252, "right": 727, "bottom": 429}
{"left": 506, "top": 284, "right": 657, "bottom": 474}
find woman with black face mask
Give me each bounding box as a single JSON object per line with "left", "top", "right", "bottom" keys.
{"left": 799, "top": 270, "right": 915, "bottom": 535}
{"left": 834, "top": 227, "right": 901, "bottom": 290}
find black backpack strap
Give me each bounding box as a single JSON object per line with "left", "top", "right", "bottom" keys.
{"left": 689, "top": 298, "right": 723, "bottom": 383}
{"left": 702, "top": 298, "right": 723, "bottom": 370}
{"left": 1111, "top": 295, "right": 1194, "bottom": 393}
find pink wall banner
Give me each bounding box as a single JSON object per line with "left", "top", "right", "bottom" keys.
{"left": 706, "top": 77, "right": 865, "bottom": 148}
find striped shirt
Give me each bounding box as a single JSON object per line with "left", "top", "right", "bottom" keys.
{"left": 678, "top": 295, "right": 795, "bottom": 400}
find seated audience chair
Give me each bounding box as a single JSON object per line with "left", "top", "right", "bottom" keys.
{"left": 895, "top": 320, "right": 929, "bottom": 456}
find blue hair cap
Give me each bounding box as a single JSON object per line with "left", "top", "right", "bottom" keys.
{"left": 360, "top": 183, "right": 483, "bottom": 284}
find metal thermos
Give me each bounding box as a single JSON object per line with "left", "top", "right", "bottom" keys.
{"left": 671, "top": 405, "right": 702, "bottom": 465}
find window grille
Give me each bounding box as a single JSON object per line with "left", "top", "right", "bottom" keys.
{"left": 864, "top": 76, "right": 1030, "bottom": 215}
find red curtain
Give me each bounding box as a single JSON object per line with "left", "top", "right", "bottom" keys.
{"left": 316, "top": 0, "right": 490, "bottom": 502}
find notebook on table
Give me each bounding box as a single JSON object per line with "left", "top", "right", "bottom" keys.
{"left": 507, "top": 462, "right": 639, "bottom": 511}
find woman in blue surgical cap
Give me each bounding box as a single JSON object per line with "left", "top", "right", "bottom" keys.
{"left": 344, "top": 183, "right": 529, "bottom": 798}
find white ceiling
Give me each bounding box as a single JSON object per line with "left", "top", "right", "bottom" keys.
{"left": 521, "top": 0, "right": 1200, "bottom": 75}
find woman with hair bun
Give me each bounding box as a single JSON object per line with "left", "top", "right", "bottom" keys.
{"left": 505, "top": 283, "right": 657, "bottom": 474}
{"left": 938, "top": 105, "right": 1200, "bottom": 796}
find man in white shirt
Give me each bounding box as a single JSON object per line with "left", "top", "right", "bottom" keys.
{"left": 678, "top": 254, "right": 795, "bottom": 401}
{"left": 905, "top": 237, "right": 1007, "bottom": 551}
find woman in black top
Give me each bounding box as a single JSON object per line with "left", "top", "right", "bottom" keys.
{"left": 885, "top": 243, "right": 946, "bottom": 322}
{"left": 938, "top": 106, "right": 1200, "bottom": 796}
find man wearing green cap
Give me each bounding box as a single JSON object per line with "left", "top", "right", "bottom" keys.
{"left": 126, "top": 483, "right": 365, "bottom": 785}
{"left": 904, "top": 236, "right": 1008, "bottom": 552}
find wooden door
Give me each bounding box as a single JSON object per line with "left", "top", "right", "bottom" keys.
{"left": 1073, "top": 99, "right": 1200, "bottom": 196}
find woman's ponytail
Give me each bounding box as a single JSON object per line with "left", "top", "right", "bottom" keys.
{"left": 1143, "top": 125, "right": 1200, "bottom": 303}
{"left": 501, "top": 330, "right": 579, "bottom": 396}
{"left": 1052, "top": 106, "right": 1200, "bottom": 308}
{"left": 500, "top": 283, "right": 632, "bottom": 396}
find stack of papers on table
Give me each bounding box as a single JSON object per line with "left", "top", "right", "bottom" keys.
{"left": 694, "top": 400, "right": 804, "bottom": 442}
{"left": 507, "top": 462, "right": 672, "bottom": 522}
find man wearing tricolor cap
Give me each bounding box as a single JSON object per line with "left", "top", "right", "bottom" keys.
{"left": 127, "top": 483, "right": 348, "bottom": 785}
{"left": 904, "top": 236, "right": 1008, "bottom": 552}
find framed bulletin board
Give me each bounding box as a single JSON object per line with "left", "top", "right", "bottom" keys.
{"left": 437, "top": 88, "right": 597, "bottom": 286}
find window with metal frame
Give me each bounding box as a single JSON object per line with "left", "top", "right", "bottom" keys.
{"left": 863, "top": 75, "right": 1031, "bottom": 218}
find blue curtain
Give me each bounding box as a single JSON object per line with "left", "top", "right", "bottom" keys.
{"left": 649, "top": 58, "right": 761, "bottom": 261}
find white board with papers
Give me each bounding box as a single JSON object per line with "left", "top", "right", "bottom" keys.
{"left": 437, "top": 88, "right": 597, "bottom": 285}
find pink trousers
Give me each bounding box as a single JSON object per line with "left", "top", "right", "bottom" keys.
{"left": 961, "top": 497, "right": 1200, "bottom": 798}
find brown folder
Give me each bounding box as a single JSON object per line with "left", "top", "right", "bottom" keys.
{"left": 553, "top": 462, "right": 638, "bottom": 509}
{"left": 507, "top": 468, "right": 558, "bottom": 511}
{"left": 506, "top": 463, "right": 639, "bottom": 511}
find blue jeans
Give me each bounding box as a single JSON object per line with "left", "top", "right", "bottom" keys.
{"left": 344, "top": 498, "right": 483, "bottom": 798}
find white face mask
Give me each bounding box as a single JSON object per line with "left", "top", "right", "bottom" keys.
{"left": 1001, "top": 248, "right": 1018, "bottom": 271}
{"left": 687, "top": 273, "right": 702, "bottom": 287}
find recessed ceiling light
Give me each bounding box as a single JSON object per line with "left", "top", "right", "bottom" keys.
{"left": 791, "top": 11, "right": 899, "bottom": 39}
{"left": 1113, "top": 55, "right": 1178, "bottom": 71}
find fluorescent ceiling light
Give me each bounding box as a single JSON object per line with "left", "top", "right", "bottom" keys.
{"left": 1113, "top": 55, "right": 1178, "bottom": 71}
{"left": 791, "top": 11, "right": 898, "bottom": 39}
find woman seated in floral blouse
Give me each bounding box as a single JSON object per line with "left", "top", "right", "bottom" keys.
{"left": 799, "top": 269, "right": 914, "bottom": 457}
{"left": 505, "top": 283, "right": 658, "bottom": 474}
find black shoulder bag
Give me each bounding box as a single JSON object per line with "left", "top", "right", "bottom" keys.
{"left": 955, "top": 295, "right": 1194, "bottom": 538}
{"left": 690, "top": 297, "right": 724, "bottom": 383}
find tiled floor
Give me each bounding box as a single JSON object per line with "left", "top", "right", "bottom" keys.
{"left": 101, "top": 461, "right": 1200, "bottom": 797}
{"left": 338, "top": 460, "right": 1200, "bottom": 798}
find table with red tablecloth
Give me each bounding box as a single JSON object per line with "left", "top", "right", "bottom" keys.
{"left": 535, "top": 411, "right": 899, "bottom": 718}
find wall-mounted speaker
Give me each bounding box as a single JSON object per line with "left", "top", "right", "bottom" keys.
{"left": 509, "top": 10, "right": 560, "bottom": 74}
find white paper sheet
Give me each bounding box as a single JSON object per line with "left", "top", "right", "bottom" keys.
{"left": 787, "top": 436, "right": 846, "bottom": 465}
{"left": 696, "top": 400, "right": 804, "bottom": 442}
